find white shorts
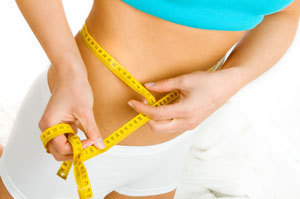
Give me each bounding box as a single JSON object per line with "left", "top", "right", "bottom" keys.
{"left": 0, "top": 68, "right": 214, "bottom": 199}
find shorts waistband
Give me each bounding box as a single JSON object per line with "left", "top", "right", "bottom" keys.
{"left": 79, "top": 125, "right": 200, "bottom": 155}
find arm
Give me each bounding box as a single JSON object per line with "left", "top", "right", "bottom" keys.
{"left": 15, "top": 0, "right": 105, "bottom": 161}
{"left": 127, "top": 0, "right": 300, "bottom": 133}
{"left": 15, "top": 0, "right": 87, "bottom": 79}
{"left": 220, "top": 0, "right": 300, "bottom": 89}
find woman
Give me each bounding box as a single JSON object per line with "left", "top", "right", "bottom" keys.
{"left": 0, "top": 0, "right": 300, "bottom": 198}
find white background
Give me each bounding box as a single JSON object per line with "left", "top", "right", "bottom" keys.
{"left": 1, "top": 0, "right": 300, "bottom": 198}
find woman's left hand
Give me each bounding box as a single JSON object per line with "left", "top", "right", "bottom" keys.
{"left": 127, "top": 67, "right": 242, "bottom": 133}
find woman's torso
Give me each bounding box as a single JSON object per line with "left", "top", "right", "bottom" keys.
{"left": 47, "top": 0, "right": 246, "bottom": 146}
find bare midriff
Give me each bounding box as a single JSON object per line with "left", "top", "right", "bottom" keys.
{"left": 47, "top": 0, "right": 246, "bottom": 146}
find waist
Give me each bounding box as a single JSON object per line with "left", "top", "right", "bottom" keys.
{"left": 73, "top": 31, "right": 229, "bottom": 146}
{"left": 86, "top": 0, "right": 245, "bottom": 70}
{"left": 49, "top": 0, "right": 244, "bottom": 146}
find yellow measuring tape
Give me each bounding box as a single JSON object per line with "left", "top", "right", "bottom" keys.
{"left": 40, "top": 21, "right": 223, "bottom": 199}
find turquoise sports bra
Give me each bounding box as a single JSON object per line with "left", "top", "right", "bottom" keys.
{"left": 121, "top": 0, "right": 294, "bottom": 31}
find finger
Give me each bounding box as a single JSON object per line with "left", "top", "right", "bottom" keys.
{"left": 48, "top": 135, "right": 93, "bottom": 159}
{"left": 141, "top": 97, "right": 148, "bottom": 105}
{"left": 81, "top": 138, "right": 94, "bottom": 150}
{"left": 67, "top": 120, "right": 79, "bottom": 134}
{"left": 75, "top": 109, "right": 106, "bottom": 149}
{"left": 48, "top": 144, "right": 74, "bottom": 162}
{"left": 144, "top": 75, "right": 186, "bottom": 92}
{"left": 52, "top": 147, "right": 74, "bottom": 161}
{"left": 128, "top": 98, "right": 189, "bottom": 120}
{"left": 63, "top": 120, "right": 94, "bottom": 149}
{"left": 62, "top": 155, "right": 74, "bottom": 162}
{"left": 50, "top": 134, "right": 73, "bottom": 155}
{"left": 147, "top": 118, "right": 195, "bottom": 133}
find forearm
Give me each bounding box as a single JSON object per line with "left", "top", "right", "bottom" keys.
{"left": 15, "top": 0, "right": 87, "bottom": 79}
{"left": 220, "top": 11, "right": 300, "bottom": 89}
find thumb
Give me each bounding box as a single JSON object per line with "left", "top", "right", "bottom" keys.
{"left": 144, "top": 76, "right": 184, "bottom": 93}
{"left": 76, "top": 109, "right": 106, "bottom": 149}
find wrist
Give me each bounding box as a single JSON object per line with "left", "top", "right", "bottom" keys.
{"left": 55, "top": 62, "right": 87, "bottom": 80}
{"left": 216, "top": 65, "right": 248, "bottom": 95}
{"left": 53, "top": 54, "right": 88, "bottom": 82}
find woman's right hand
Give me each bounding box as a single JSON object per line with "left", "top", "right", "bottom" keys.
{"left": 38, "top": 67, "right": 106, "bottom": 162}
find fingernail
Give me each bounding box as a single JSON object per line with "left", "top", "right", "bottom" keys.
{"left": 95, "top": 138, "right": 105, "bottom": 149}
{"left": 128, "top": 101, "right": 134, "bottom": 108}
{"left": 143, "top": 99, "right": 148, "bottom": 104}
{"left": 145, "top": 82, "right": 155, "bottom": 87}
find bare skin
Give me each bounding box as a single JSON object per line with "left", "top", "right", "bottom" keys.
{"left": 46, "top": 1, "right": 244, "bottom": 198}
{"left": 105, "top": 189, "right": 176, "bottom": 199}
{"left": 47, "top": 0, "right": 245, "bottom": 147}
{"left": 0, "top": 0, "right": 244, "bottom": 196}
{"left": 6, "top": 0, "right": 299, "bottom": 198}
{"left": 0, "top": 145, "right": 13, "bottom": 199}
{"left": 0, "top": 145, "right": 3, "bottom": 157}
{"left": 0, "top": 178, "right": 12, "bottom": 199}
{"left": 0, "top": 0, "right": 240, "bottom": 197}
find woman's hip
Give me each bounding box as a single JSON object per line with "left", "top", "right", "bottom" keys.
{"left": 0, "top": 69, "right": 201, "bottom": 198}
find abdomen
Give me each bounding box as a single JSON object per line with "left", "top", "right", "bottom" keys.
{"left": 49, "top": 0, "right": 246, "bottom": 146}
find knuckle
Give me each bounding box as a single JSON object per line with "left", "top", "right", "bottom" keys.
{"left": 149, "top": 113, "right": 159, "bottom": 120}
{"left": 152, "top": 127, "right": 160, "bottom": 133}
{"left": 187, "top": 119, "right": 198, "bottom": 129}
{"left": 185, "top": 106, "right": 194, "bottom": 117}
{"left": 159, "top": 79, "right": 169, "bottom": 90}
{"left": 185, "top": 125, "right": 193, "bottom": 131}
{"left": 87, "top": 125, "right": 99, "bottom": 139}
{"left": 181, "top": 108, "right": 191, "bottom": 117}
{"left": 153, "top": 107, "right": 167, "bottom": 119}
{"left": 179, "top": 75, "right": 188, "bottom": 88}
{"left": 38, "top": 117, "right": 48, "bottom": 129}
{"left": 148, "top": 122, "right": 155, "bottom": 131}
{"left": 52, "top": 153, "right": 64, "bottom": 161}
{"left": 143, "top": 110, "right": 155, "bottom": 119}
{"left": 38, "top": 120, "right": 45, "bottom": 131}
{"left": 148, "top": 122, "right": 160, "bottom": 133}
{"left": 132, "top": 103, "right": 141, "bottom": 112}
{"left": 76, "top": 106, "right": 89, "bottom": 117}
{"left": 56, "top": 146, "right": 67, "bottom": 155}
{"left": 158, "top": 110, "right": 169, "bottom": 119}
{"left": 38, "top": 115, "right": 55, "bottom": 131}
{"left": 137, "top": 103, "right": 150, "bottom": 114}
{"left": 177, "top": 108, "right": 186, "bottom": 116}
